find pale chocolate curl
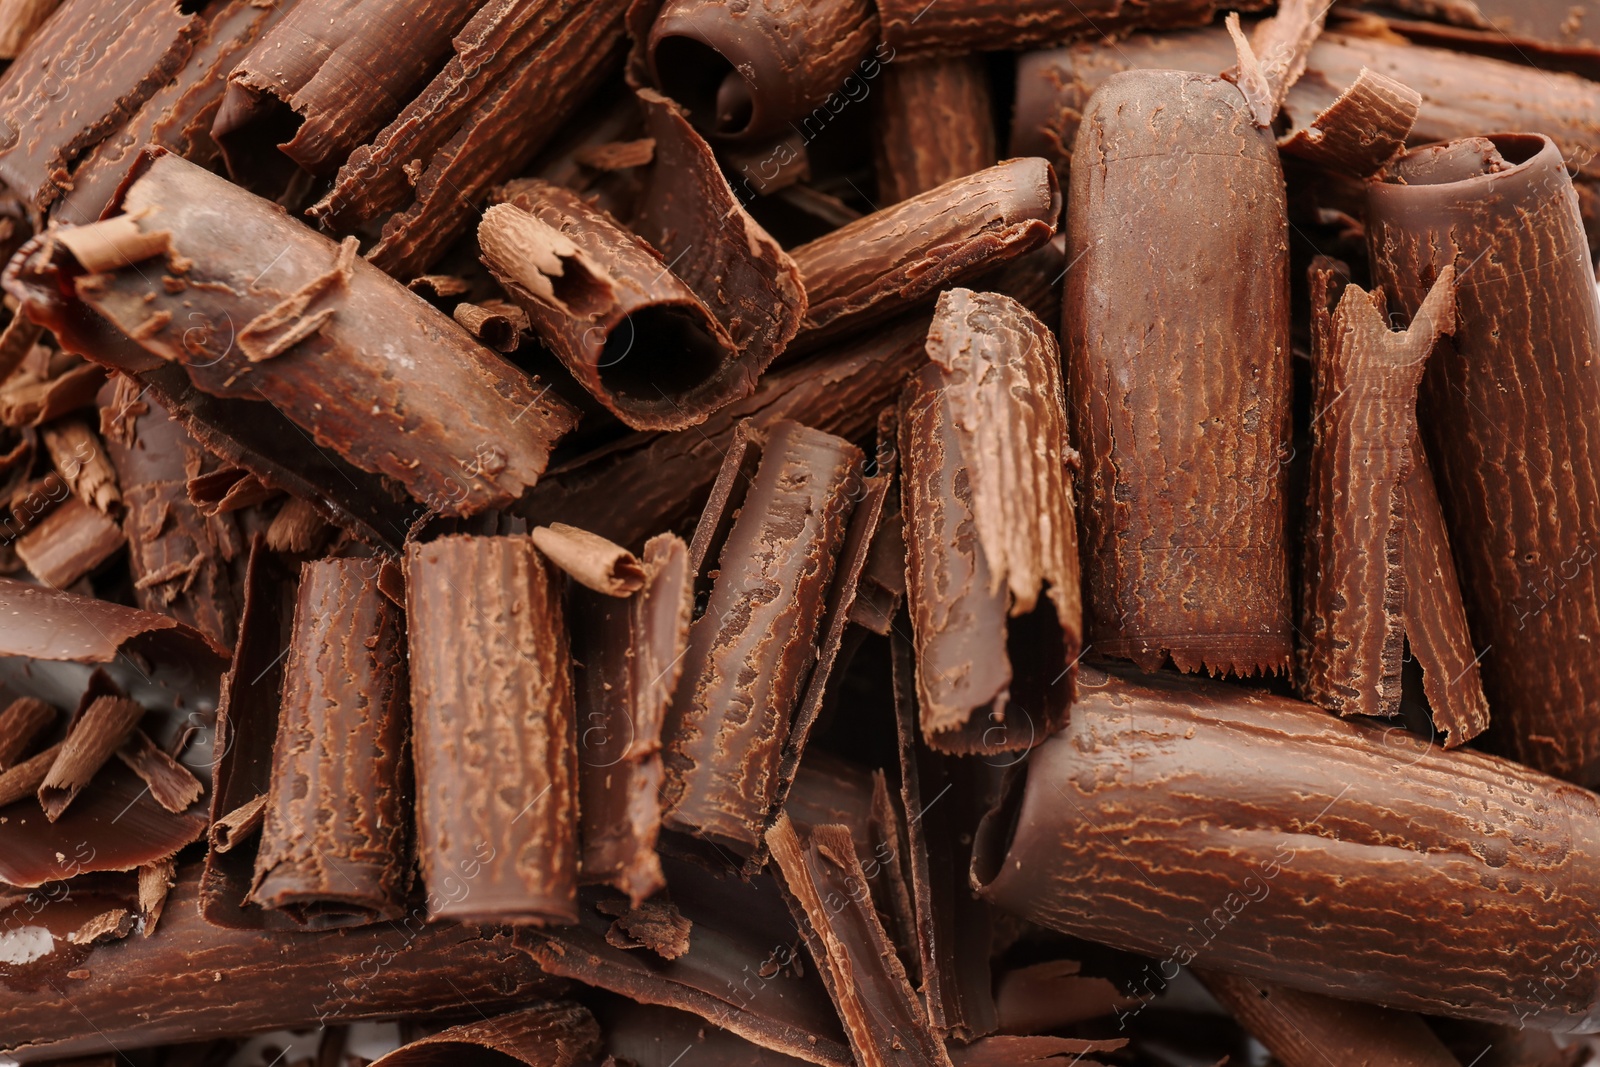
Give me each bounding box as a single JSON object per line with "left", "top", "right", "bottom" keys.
{"left": 532, "top": 523, "right": 647, "bottom": 598}
{"left": 53, "top": 215, "right": 173, "bottom": 274}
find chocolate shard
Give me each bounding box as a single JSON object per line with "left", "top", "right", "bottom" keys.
{"left": 37, "top": 694, "right": 143, "bottom": 820}
{"left": 406, "top": 534, "right": 577, "bottom": 924}
{"left": 0, "top": 0, "right": 202, "bottom": 219}
{"left": 767, "top": 814, "right": 953, "bottom": 1067}
{"left": 900, "top": 289, "right": 1081, "bottom": 754}
{"left": 15, "top": 496, "right": 125, "bottom": 587}
{"left": 575, "top": 532, "right": 691, "bottom": 905}
{"left": 366, "top": 1004, "right": 600, "bottom": 1067}
{"left": 600, "top": 897, "right": 692, "bottom": 959}
{"left": 661, "top": 420, "right": 862, "bottom": 853}
{"left": 1278, "top": 65, "right": 1420, "bottom": 178}
{"left": 1298, "top": 268, "right": 1456, "bottom": 718}
{"left": 186, "top": 465, "right": 275, "bottom": 516}
{"left": 872, "top": 55, "right": 996, "bottom": 204}
{"left": 115, "top": 727, "right": 203, "bottom": 814}
{"left": 1065, "top": 69, "right": 1292, "bottom": 677}
{"left": 1369, "top": 134, "right": 1600, "bottom": 782}
{"left": 0, "top": 695, "right": 53, "bottom": 770}
{"left": 646, "top": 0, "right": 880, "bottom": 142}
{"left": 789, "top": 158, "right": 1060, "bottom": 348}
{"left": 54, "top": 152, "right": 577, "bottom": 522}
{"left": 972, "top": 665, "right": 1600, "bottom": 1029}
{"left": 1197, "top": 970, "right": 1460, "bottom": 1067}
{"left": 873, "top": 0, "right": 1268, "bottom": 56}
{"left": 215, "top": 0, "right": 481, "bottom": 184}
{"left": 0, "top": 574, "right": 228, "bottom": 664}
{"left": 0, "top": 866, "right": 564, "bottom": 1061}
{"left": 248, "top": 557, "right": 412, "bottom": 929}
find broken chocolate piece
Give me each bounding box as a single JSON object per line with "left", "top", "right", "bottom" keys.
{"left": 1065, "top": 69, "right": 1292, "bottom": 676}
{"left": 0, "top": 695, "right": 53, "bottom": 770}
{"left": 994, "top": 959, "right": 1144, "bottom": 1033}
{"left": 41, "top": 418, "right": 117, "bottom": 511}
{"left": 872, "top": 55, "right": 996, "bottom": 204}
{"left": 115, "top": 727, "right": 203, "bottom": 814}
{"left": 0, "top": 740, "right": 59, "bottom": 807}
{"left": 137, "top": 855, "right": 175, "bottom": 934}
{"left": 601, "top": 897, "right": 692, "bottom": 959}
{"left": 15, "top": 496, "right": 124, "bottom": 587}
{"left": 38, "top": 694, "right": 143, "bottom": 820}
{"left": 406, "top": 534, "right": 577, "bottom": 923}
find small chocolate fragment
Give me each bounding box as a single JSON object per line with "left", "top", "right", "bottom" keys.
{"left": 600, "top": 897, "right": 692, "bottom": 959}
{"left": 37, "top": 695, "right": 143, "bottom": 820}
{"left": 0, "top": 359, "right": 105, "bottom": 429}
{"left": 40, "top": 418, "right": 117, "bottom": 511}
{"left": 115, "top": 728, "right": 203, "bottom": 814}
{"left": 647, "top": 0, "right": 880, "bottom": 141}
{"left": 407, "top": 534, "right": 577, "bottom": 924}
{"left": 137, "top": 855, "right": 175, "bottom": 934}
{"left": 365, "top": 1003, "right": 600, "bottom": 1067}
{"left": 872, "top": 55, "right": 996, "bottom": 204}
{"left": 15, "top": 496, "right": 124, "bottom": 587}
{"left": 661, "top": 420, "right": 862, "bottom": 853}
{"left": 248, "top": 558, "right": 411, "bottom": 929}
{"left": 532, "top": 522, "right": 646, "bottom": 597}
{"left": 0, "top": 740, "right": 59, "bottom": 807}
{"left": 1065, "top": 69, "right": 1292, "bottom": 676}
{"left": 0, "top": 695, "right": 52, "bottom": 770}
{"left": 900, "top": 289, "right": 1081, "bottom": 754}
{"left": 1369, "top": 134, "right": 1600, "bottom": 782}
{"left": 210, "top": 793, "right": 265, "bottom": 853}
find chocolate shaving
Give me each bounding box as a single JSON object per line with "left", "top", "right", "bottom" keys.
{"left": 0, "top": 695, "right": 53, "bottom": 770}
{"left": 873, "top": 55, "right": 996, "bottom": 204}
{"left": 236, "top": 236, "right": 357, "bottom": 364}
{"left": 38, "top": 694, "right": 144, "bottom": 820}
{"left": 365, "top": 1003, "right": 601, "bottom": 1067}
{"left": 0, "top": 740, "right": 59, "bottom": 807}
{"left": 0, "top": 361, "right": 107, "bottom": 429}
{"left": 210, "top": 792, "right": 265, "bottom": 853}
{"left": 1279, "top": 66, "right": 1420, "bottom": 177}
{"left": 0, "top": 573, "right": 228, "bottom": 663}
{"left": 41, "top": 418, "right": 118, "bottom": 511}
{"left": 0, "top": 312, "right": 42, "bottom": 385}
{"left": 532, "top": 522, "right": 647, "bottom": 598}
{"left": 452, "top": 301, "right": 522, "bottom": 352}
{"left": 263, "top": 495, "right": 324, "bottom": 553}
{"left": 115, "top": 727, "right": 203, "bottom": 814}
{"left": 16, "top": 496, "right": 125, "bottom": 587}
{"left": 136, "top": 855, "right": 175, "bottom": 934}
{"left": 601, "top": 898, "right": 693, "bottom": 959}
{"left": 186, "top": 465, "right": 275, "bottom": 516}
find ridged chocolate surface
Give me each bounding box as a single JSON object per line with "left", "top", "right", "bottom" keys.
{"left": 407, "top": 535, "right": 577, "bottom": 923}
{"left": 367, "top": 1003, "right": 600, "bottom": 1067}
{"left": 874, "top": 0, "right": 1268, "bottom": 55}
{"left": 973, "top": 666, "right": 1600, "bottom": 1030}
{"left": 872, "top": 55, "right": 995, "bottom": 204}
{"left": 1368, "top": 134, "right": 1600, "bottom": 783}
{"left": 1064, "top": 69, "right": 1292, "bottom": 676}
{"left": 250, "top": 558, "right": 411, "bottom": 928}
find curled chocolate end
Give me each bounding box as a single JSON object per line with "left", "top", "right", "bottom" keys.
{"left": 1386, "top": 131, "right": 1544, "bottom": 186}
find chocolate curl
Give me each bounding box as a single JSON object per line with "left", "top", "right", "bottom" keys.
{"left": 899, "top": 289, "right": 1081, "bottom": 755}
{"left": 211, "top": 792, "right": 265, "bottom": 852}
{"left": 532, "top": 522, "right": 647, "bottom": 597}
{"left": 137, "top": 855, "right": 175, "bottom": 934}
{"left": 0, "top": 695, "right": 52, "bottom": 770}
{"left": 56, "top": 153, "right": 577, "bottom": 523}
{"left": 41, "top": 419, "right": 117, "bottom": 511}
{"left": 248, "top": 558, "right": 412, "bottom": 929}
{"left": 873, "top": 56, "right": 997, "bottom": 204}
{"left": 646, "top": 0, "right": 880, "bottom": 142}
{"left": 874, "top": 0, "right": 1269, "bottom": 56}
{"left": 1197, "top": 971, "right": 1461, "bottom": 1067}
{"left": 575, "top": 533, "right": 691, "bottom": 905}
{"left": 1065, "top": 69, "right": 1292, "bottom": 677}
{"left": 1225, "top": 0, "right": 1331, "bottom": 126}
{"left": 36, "top": 694, "right": 142, "bottom": 819}
{"left": 406, "top": 534, "right": 578, "bottom": 924}
{"left": 1298, "top": 268, "right": 1456, "bottom": 718}
{"left": 660, "top": 420, "right": 862, "bottom": 853}
{"left": 16, "top": 498, "right": 124, "bottom": 587}
{"left": 0, "top": 357, "right": 105, "bottom": 429}
{"left": 0, "top": 0, "right": 59, "bottom": 59}
{"left": 1278, "top": 66, "right": 1420, "bottom": 178}
{"left": 789, "top": 158, "right": 1060, "bottom": 347}
{"left": 972, "top": 666, "right": 1600, "bottom": 1030}
{"left": 0, "top": 740, "right": 58, "bottom": 806}
{"left": 115, "top": 728, "right": 203, "bottom": 813}
{"left": 366, "top": 1004, "right": 601, "bottom": 1067}
{"left": 1369, "top": 134, "right": 1600, "bottom": 783}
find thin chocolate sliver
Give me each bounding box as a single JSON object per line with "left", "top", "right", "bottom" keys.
{"left": 15, "top": 496, "right": 124, "bottom": 588}
{"left": 1065, "top": 69, "right": 1292, "bottom": 676}
{"left": 115, "top": 728, "right": 204, "bottom": 814}
{"left": 1369, "top": 134, "right": 1600, "bottom": 782}
{"left": 872, "top": 55, "right": 996, "bottom": 204}
{"left": 0, "top": 695, "right": 53, "bottom": 771}
{"left": 900, "top": 289, "right": 1081, "bottom": 755}
{"left": 0, "top": 740, "right": 59, "bottom": 808}
{"left": 37, "top": 695, "right": 143, "bottom": 821}
{"left": 971, "top": 666, "right": 1600, "bottom": 1029}
{"left": 248, "top": 558, "right": 411, "bottom": 929}
{"left": 366, "top": 1004, "right": 600, "bottom": 1067}
{"left": 874, "top": 0, "right": 1268, "bottom": 56}
{"left": 407, "top": 534, "right": 577, "bottom": 924}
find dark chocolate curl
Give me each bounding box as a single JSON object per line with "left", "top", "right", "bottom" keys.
{"left": 972, "top": 666, "right": 1600, "bottom": 1031}
{"left": 248, "top": 558, "right": 411, "bottom": 929}
{"left": 872, "top": 55, "right": 996, "bottom": 204}
{"left": 647, "top": 0, "right": 880, "bottom": 141}
{"left": 874, "top": 0, "right": 1268, "bottom": 56}
{"left": 1358, "top": 0, "right": 1600, "bottom": 76}
{"left": 1065, "top": 69, "right": 1292, "bottom": 676}
{"left": 366, "top": 1003, "right": 601, "bottom": 1067}
{"left": 1369, "top": 134, "right": 1600, "bottom": 783}
{"left": 0, "top": 574, "right": 227, "bottom": 664}
{"left": 406, "top": 534, "right": 578, "bottom": 924}
{"left": 900, "top": 288, "right": 1081, "bottom": 755}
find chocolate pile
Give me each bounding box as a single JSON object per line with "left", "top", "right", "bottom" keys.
{"left": 0, "top": 0, "right": 1599, "bottom": 1064}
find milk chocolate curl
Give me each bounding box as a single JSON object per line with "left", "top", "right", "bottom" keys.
{"left": 61, "top": 153, "right": 577, "bottom": 521}
{"left": 0, "top": 573, "right": 229, "bottom": 664}
{"left": 575, "top": 533, "right": 691, "bottom": 905}
{"left": 0, "top": 695, "right": 53, "bottom": 770}
{"left": 647, "top": 0, "right": 880, "bottom": 142}
{"left": 971, "top": 666, "right": 1600, "bottom": 1030}
{"left": 248, "top": 558, "right": 411, "bottom": 929}
{"left": 406, "top": 534, "right": 577, "bottom": 923}
{"left": 115, "top": 728, "right": 203, "bottom": 813}
{"left": 899, "top": 289, "right": 1081, "bottom": 754}
{"left": 0, "top": 0, "right": 59, "bottom": 59}
{"left": 532, "top": 522, "right": 647, "bottom": 598}
{"left": 874, "top": 0, "right": 1268, "bottom": 56}
{"left": 661, "top": 420, "right": 862, "bottom": 852}
{"left": 1278, "top": 66, "right": 1421, "bottom": 179}
{"left": 790, "top": 158, "right": 1060, "bottom": 346}
{"left": 1365, "top": 0, "right": 1600, "bottom": 74}
{"left": 1369, "top": 134, "right": 1600, "bottom": 783}
{"left": 366, "top": 1003, "right": 601, "bottom": 1067}
{"left": 16, "top": 497, "right": 124, "bottom": 587}
{"left": 0, "top": 740, "right": 58, "bottom": 806}
{"left": 1225, "top": 0, "right": 1330, "bottom": 126}
{"left": 37, "top": 695, "right": 143, "bottom": 820}
{"left": 873, "top": 56, "right": 996, "bottom": 204}
{"left": 1298, "top": 270, "right": 1456, "bottom": 718}
{"left": 1065, "top": 69, "right": 1292, "bottom": 677}
{"left": 1196, "top": 971, "right": 1462, "bottom": 1067}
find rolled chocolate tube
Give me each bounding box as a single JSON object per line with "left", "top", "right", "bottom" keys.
{"left": 406, "top": 534, "right": 577, "bottom": 924}
{"left": 646, "top": 0, "right": 881, "bottom": 142}
{"left": 872, "top": 56, "right": 996, "bottom": 204}
{"left": 1359, "top": 0, "right": 1600, "bottom": 77}
{"left": 1064, "top": 69, "right": 1292, "bottom": 676}
{"left": 972, "top": 666, "right": 1600, "bottom": 1031}
{"left": 248, "top": 558, "right": 411, "bottom": 929}
{"left": 0, "top": 867, "right": 563, "bottom": 1061}
{"left": 900, "top": 289, "right": 1081, "bottom": 754}
{"left": 660, "top": 420, "right": 861, "bottom": 852}
{"left": 874, "top": 0, "right": 1267, "bottom": 56}
{"left": 1368, "top": 134, "right": 1600, "bottom": 783}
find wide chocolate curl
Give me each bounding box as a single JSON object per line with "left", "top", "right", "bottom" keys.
{"left": 872, "top": 56, "right": 996, "bottom": 204}
{"left": 899, "top": 289, "right": 1081, "bottom": 755}
{"left": 874, "top": 0, "right": 1268, "bottom": 56}
{"left": 248, "top": 558, "right": 411, "bottom": 928}
{"left": 972, "top": 666, "right": 1600, "bottom": 1031}
{"left": 660, "top": 420, "right": 862, "bottom": 852}
{"left": 1064, "top": 69, "right": 1292, "bottom": 676}
{"left": 647, "top": 0, "right": 880, "bottom": 141}
{"left": 1369, "top": 134, "right": 1600, "bottom": 783}
{"left": 367, "top": 1003, "right": 601, "bottom": 1067}
{"left": 406, "top": 534, "right": 577, "bottom": 924}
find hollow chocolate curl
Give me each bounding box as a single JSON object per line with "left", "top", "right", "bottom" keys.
{"left": 874, "top": 0, "right": 1269, "bottom": 56}
{"left": 900, "top": 288, "right": 1081, "bottom": 754}
{"left": 1064, "top": 69, "right": 1292, "bottom": 677}
{"left": 872, "top": 55, "right": 996, "bottom": 204}
{"left": 248, "top": 557, "right": 411, "bottom": 929}
{"left": 1369, "top": 134, "right": 1600, "bottom": 783}
{"left": 0, "top": 573, "right": 227, "bottom": 664}
{"left": 406, "top": 534, "right": 578, "bottom": 923}
{"left": 366, "top": 1003, "right": 601, "bottom": 1067}
{"left": 646, "top": 0, "right": 880, "bottom": 142}
{"left": 972, "top": 666, "right": 1600, "bottom": 1030}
